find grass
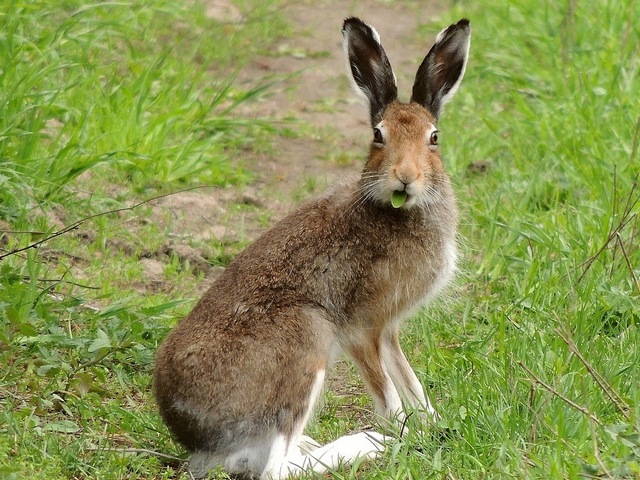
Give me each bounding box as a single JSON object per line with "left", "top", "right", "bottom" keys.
{"left": 1, "top": 0, "right": 639, "bottom": 479}
{"left": 0, "top": 1, "right": 286, "bottom": 478}
{"left": 405, "top": 0, "right": 640, "bottom": 477}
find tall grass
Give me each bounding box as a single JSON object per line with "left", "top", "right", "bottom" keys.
{"left": 0, "top": 0, "right": 283, "bottom": 220}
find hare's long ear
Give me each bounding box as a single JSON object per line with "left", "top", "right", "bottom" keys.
{"left": 411, "top": 19, "right": 471, "bottom": 120}
{"left": 342, "top": 17, "right": 398, "bottom": 126}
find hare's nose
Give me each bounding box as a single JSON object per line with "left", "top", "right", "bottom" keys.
{"left": 394, "top": 157, "right": 420, "bottom": 183}
{"left": 395, "top": 168, "right": 419, "bottom": 187}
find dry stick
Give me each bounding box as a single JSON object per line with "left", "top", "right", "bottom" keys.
{"left": 0, "top": 185, "right": 215, "bottom": 261}
{"left": 578, "top": 175, "right": 639, "bottom": 283}
{"left": 517, "top": 361, "right": 603, "bottom": 427}
{"left": 25, "top": 277, "right": 101, "bottom": 290}
{"left": 578, "top": 117, "right": 640, "bottom": 281}
{"left": 616, "top": 232, "right": 640, "bottom": 295}
{"left": 399, "top": 411, "right": 413, "bottom": 438}
{"left": 84, "top": 446, "right": 185, "bottom": 463}
{"left": 0, "top": 223, "right": 82, "bottom": 260}
{"left": 555, "top": 327, "right": 631, "bottom": 421}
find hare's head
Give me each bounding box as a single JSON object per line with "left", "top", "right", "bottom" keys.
{"left": 343, "top": 18, "right": 470, "bottom": 209}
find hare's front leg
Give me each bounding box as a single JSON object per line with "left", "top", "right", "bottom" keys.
{"left": 347, "top": 336, "right": 404, "bottom": 422}
{"left": 380, "top": 328, "right": 438, "bottom": 421}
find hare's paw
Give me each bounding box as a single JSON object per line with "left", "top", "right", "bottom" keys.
{"left": 311, "top": 430, "right": 389, "bottom": 465}
{"left": 298, "top": 435, "right": 321, "bottom": 454}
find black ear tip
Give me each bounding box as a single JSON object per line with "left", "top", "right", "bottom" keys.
{"left": 455, "top": 18, "right": 471, "bottom": 33}
{"left": 343, "top": 17, "right": 366, "bottom": 33}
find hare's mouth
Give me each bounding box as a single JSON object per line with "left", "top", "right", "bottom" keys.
{"left": 391, "top": 190, "right": 408, "bottom": 209}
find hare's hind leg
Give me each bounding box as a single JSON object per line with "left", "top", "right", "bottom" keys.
{"left": 260, "top": 369, "right": 326, "bottom": 479}
{"left": 261, "top": 370, "right": 386, "bottom": 479}
{"left": 263, "top": 431, "right": 386, "bottom": 479}
{"left": 296, "top": 430, "right": 386, "bottom": 475}
{"left": 297, "top": 435, "right": 321, "bottom": 454}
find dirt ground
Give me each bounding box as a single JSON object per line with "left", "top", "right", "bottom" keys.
{"left": 151, "top": 0, "right": 446, "bottom": 286}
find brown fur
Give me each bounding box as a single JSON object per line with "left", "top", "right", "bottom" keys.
{"left": 154, "top": 15, "right": 470, "bottom": 479}
{"left": 155, "top": 100, "right": 457, "bottom": 451}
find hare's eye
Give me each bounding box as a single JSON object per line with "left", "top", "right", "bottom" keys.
{"left": 429, "top": 130, "right": 439, "bottom": 146}
{"left": 373, "top": 127, "right": 384, "bottom": 145}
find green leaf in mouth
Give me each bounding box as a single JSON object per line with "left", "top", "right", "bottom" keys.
{"left": 391, "top": 190, "right": 407, "bottom": 208}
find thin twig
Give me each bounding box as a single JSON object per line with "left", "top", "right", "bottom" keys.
{"left": 616, "top": 232, "right": 640, "bottom": 294}
{"left": 555, "top": 327, "right": 631, "bottom": 421}
{"left": 23, "top": 276, "right": 101, "bottom": 290}
{"left": 0, "top": 185, "right": 215, "bottom": 261}
{"left": 517, "top": 361, "right": 603, "bottom": 426}
{"left": 578, "top": 173, "right": 639, "bottom": 283}
{"left": 84, "top": 446, "right": 186, "bottom": 463}
{"left": 0, "top": 224, "right": 82, "bottom": 260}
{"left": 399, "top": 410, "right": 413, "bottom": 438}
{"left": 0, "top": 230, "right": 49, "bottom": 235}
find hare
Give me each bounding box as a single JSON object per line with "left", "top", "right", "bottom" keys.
{"left": 154, "top": 17, "right": 470, "bottom": 479}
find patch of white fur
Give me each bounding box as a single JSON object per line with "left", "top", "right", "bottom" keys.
{"left": 434, "top": 25, "right": 449, "bottom": 44}
{"left": 301, "top": 431, "right": 387, "bottom": 475}
{"left": 262, "top": 434, "right": 300, "bottom": 479}
{"left": 431, "top": 238, "right": 457, "bottom": 299}
{"left": 298, "top": 435, "right": 321, "bottom": 454}
{"left": 377, "top": 364, "right": 404, "bottom": 421}
{"left": 368, "top": 23, "right": 382, "bottom": 45}
{"left": 261, "top": 370, "right": 326, "bottom": 479}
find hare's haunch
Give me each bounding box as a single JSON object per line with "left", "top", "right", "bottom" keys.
{"left": 154, "top": 17, "right": 471, "bottom": 479}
